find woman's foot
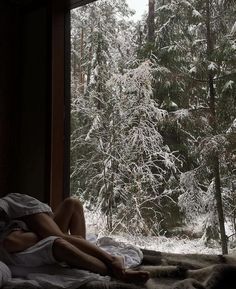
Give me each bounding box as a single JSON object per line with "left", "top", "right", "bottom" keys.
{"left": 111, "top": 256, "right": 125, "bottom": 272}
{"left": 110, "top": 256, "right": 150, "bottom": 283}
{"left": 121, "top": 270, "right": 150, "bottom": 283}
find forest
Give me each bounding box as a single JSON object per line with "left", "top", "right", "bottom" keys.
{"left": 70, "top": 0, "right": 236, "bottom": 254}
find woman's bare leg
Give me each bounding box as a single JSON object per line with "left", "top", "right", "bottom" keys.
{"left": 53, "top": 238, "right": 108, "bottom": 275}
{"left": 21, "top": 213, "right": 65, "bottom": 238}
{"left": 53, "top": 238, "right": 149, "bottom": 282}
{"left": 53, "top": 198, "right": 86, "bottom": 238}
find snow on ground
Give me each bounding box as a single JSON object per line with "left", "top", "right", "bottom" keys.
{"left": 85, "top": 209, "right": 223, "bottom": 255}
{"left": 111, "top": 234, "right": 221, "bottom": 255}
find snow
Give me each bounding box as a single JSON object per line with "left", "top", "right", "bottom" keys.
{"left": 231, "top": 21, "right": 236, "bottom": 34}
{"left": 189, "top": 66, "right": 197, "bottom": 73}
{"left": 126, "top": 0, "right": 147, "bottom": 21}
{"left": 112, "top": 234, "right": 220, "bottom": 255}
{"left": 85, "top": 209, "right": 222, "bottom": 255}
{"left": 199, "top": 135, "right": 229, "bottom": 158}
{"left": 231, "top": 119, "right": 236, "bottom": 129}
{"left": 223, "top": 80, "right": 234, "bottom": 91}
{"left": 173, "top": 109, "right": 190, "bottom": 120}
{"left": 226, "top": 118, "right": 236, "bottom": 133}
{"left": 192, "top": 9, "right": 202, "bottom": 18}
{"left": 208, "top": 62, "right": 218, "bottom": 71}
{"left": 85, "top": 115, "right": 101, "bottom": 141}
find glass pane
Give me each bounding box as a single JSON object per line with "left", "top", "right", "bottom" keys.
{"left": 70, "top": 0, "right": 236, "bottom": 254}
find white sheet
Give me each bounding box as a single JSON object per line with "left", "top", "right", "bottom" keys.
{"left": 96, "top": 236, "right": 143, "bottom": 268}
{"left": 3, "top": 236, "right": 143, "bottom": 289}
{"left": 0, "top": 261, "right": 11, "bottom": 287}
{"left": 6, "top": 266, "right": 110, "bottom": 289}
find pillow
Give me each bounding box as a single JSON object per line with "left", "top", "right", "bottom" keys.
{"left": 0, "top": 261, "right": 11, "bottom": 287}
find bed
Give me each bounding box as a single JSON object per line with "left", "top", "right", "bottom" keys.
{"left": 1, "top": 237, "right": 236, "bottom": 289}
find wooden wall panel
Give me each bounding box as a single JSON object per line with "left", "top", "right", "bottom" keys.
{"left": 50, "top": 0, "right": 71, "bottom": 209}
{"left": 0, "top": 1, "right": 51, "bottom": 202}
{"left": 0, "top": 2, "right": 20, "bottom": 196}
{"left": 69, "top": 0, "right": 97, "bottom": 9}
{"left": 0, "top": 0, "right": 72, "bottom": 205}
{"left": 17, "top": 5, "right": 50, "bottom": 202}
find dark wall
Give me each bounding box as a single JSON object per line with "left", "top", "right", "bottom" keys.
{"left": 0, "top": 1, "right": 51, "bottom": 202}
{"left": 0, "top": 2, "right": 20, "bottom": 195}
{"left": 18, "top": 5, "right": 50, "bottom": 202}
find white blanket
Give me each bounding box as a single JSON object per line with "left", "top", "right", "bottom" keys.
{"left": 96, "top": 236, "right": 143, "bottom": 268}
{"left": 2, "top": 236, "right": 143, "bottom": 289}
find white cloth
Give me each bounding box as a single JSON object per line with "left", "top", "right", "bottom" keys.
{"left": 96, "top": 236, "right": 143, "bottom": 268}
{"left": 0, "top": 193, "right": 52, "bottom": 219}
{"left": 7, "top": 265, "right": 110, "bottom": 289}
{"left": 0, "top": 236, "right": 59, "bottom": 266}
{"left": 0, "top": 261, "right": 11, "bottom": 287}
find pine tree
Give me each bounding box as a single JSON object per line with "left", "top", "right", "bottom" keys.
{"left": 149, "top": 0, "right": 236, "bottom": 251}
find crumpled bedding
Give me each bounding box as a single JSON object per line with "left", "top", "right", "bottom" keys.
{"left": 96, "top": 236, "right": 143, "bottom": 268}
{"left": 1, "top": 236, "right": 143, "bottom": 289}
{"left": 5, "top": 266, "right": 110, "bottom": 289}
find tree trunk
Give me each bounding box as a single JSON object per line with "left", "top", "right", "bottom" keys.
{"left": 103, "top": 161, "right": 113, "bottom": 232}
{"left": 148, "top": 0, "right": 155, "bottom": 43}
{"left": 87, "top": 28, "right": 94, "bottom": 87}
{"left": 107, "top": 193, "right": 113, "bottom": 232}
{"left": 206, "top": 0, "right": 228, "bottom": 254}
{"left": 79, "top": 28, "right": 85, "bottom": 94}
{"left": 213, "top": 156, "right": 228, "bottom": 254}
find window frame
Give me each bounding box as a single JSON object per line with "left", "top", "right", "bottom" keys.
{"left": 50, "top": 0, "right": 97, "bottom": 209}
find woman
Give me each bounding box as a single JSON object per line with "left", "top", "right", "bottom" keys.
{"left": 0, "top": 193, "right": 149, "bottom": 282}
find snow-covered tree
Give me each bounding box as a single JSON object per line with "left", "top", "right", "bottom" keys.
{"left": 70, "top": 0, "right": 236, "bottom": 243}
{"left": 72, "top": 59, "right": 180, "bottom": 235}
{"left": 71, "top": 0, "right": 136, "bottom": 195}
{"left": 136, "top": 0, "right": 236, "bottom": 251}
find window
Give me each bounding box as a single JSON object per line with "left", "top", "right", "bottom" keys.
{"left": 70, "top": 0, "right": 236, "bottom": 254}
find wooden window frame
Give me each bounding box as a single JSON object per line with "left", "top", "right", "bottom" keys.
{"left": 50, "top": 0, "right": 97, "bottom": 209}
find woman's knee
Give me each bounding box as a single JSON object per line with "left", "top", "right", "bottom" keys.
{"left": 62, "top": 198, "right": 84, "bottom": 213}
{"left": 52, "top": 238, "right": 71, "bottom": 256}
{"left": 53, "top": 237, "right": 68, "bottom": 247}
